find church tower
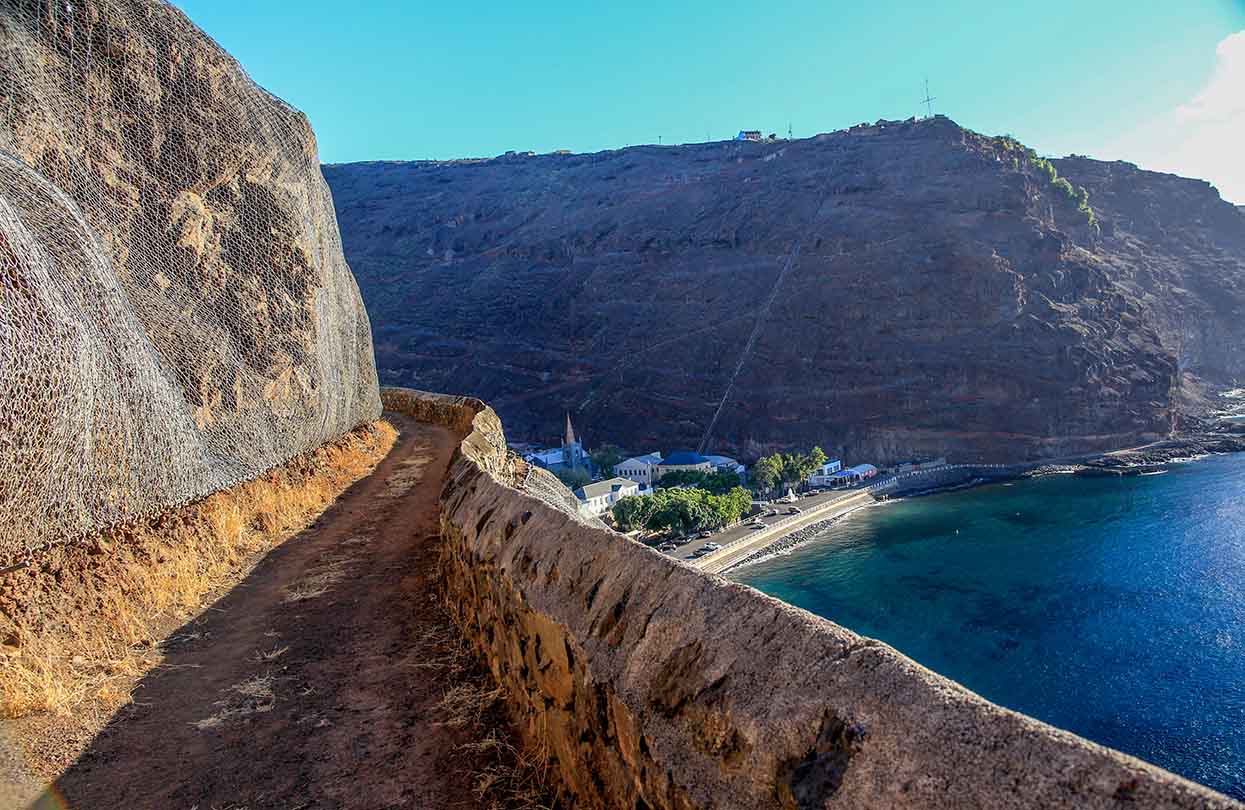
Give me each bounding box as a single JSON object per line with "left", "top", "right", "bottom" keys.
{"left": 562, "top": 413, "right": 585, "bottom": 469}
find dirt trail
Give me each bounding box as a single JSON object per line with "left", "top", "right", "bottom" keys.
{"left": 39, "top": 417, "right": 484, "bottom": 810}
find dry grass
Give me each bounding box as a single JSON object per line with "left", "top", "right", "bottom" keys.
{"left": 282, "top": 561, "right": 347, "bottom": 603}
{"left": 434, "top": 682, "right": 506, "bottom": 730}
{"left": 0, "top": 420, "right": 397, "bottom": 725}
{"left": 423, "top": 599, "right": 564, "bottom": 810}
{"left": 191, "top": 673, "right": 278, "bottom": 730}
{"left": 458, "top": 732, "right": 559, "bottom": 810}
{"left": 251, "top": 645, "right": 289, "bottom": 663}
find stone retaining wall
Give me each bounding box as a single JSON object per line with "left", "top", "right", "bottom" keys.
{"left": 382, "top": 386, "right": 1240, "bottom": 810}
{"left": 871, "top": 465, "right": 1014, "bottom": 497}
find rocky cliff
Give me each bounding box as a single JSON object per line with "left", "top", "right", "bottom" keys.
{"left": 1052, "top": 157, "right": 1245, "bottom": 393}
{"left": 0, "top": 0, "right": 380, "bottom": 558}
{"left": 326, "top": 118, "right": 1245, "bottom": 462}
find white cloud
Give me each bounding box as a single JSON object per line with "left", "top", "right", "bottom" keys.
{"left": 1100, "top": 30, "right": 1245, "bottom": 204}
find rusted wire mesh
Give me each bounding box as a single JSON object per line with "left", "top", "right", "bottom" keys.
{"left": 0, "top": 0, "right": 381, "bottom": 560}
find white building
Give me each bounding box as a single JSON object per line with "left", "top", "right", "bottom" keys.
{"left": 614, "top": 452, "right": 662, "bottom": 485}
{"left": 807, "top": 459, "right": 844, "bottom": 486}
{"left": 575, "top": 477, "right": 641, "bottom": 518}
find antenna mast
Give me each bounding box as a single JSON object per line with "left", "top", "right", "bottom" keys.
{"left": 921, "top": 78, "right": 937, "bottom": 118}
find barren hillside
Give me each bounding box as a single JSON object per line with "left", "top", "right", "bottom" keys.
{"left": 325, "top": 119, "right": 1245, "bottom": 462}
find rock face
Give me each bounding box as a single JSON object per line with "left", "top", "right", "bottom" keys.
{"left": 386, "top": 386, "right": 1242, "bottom": 810}
{"left": 326, "top": 118, "right": 1245, "bottom": 463}
{"left": 0, "top": 0, "right": 380, "bottom": 558}
{"left": 1052, "top": 157, "right": 1245, "bottom": 390}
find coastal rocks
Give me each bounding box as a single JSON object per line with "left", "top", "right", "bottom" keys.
{"left": 0, "top": 0, "right": 380, "bottom": 557}
{"left": 325, "top": 117, "right": 1245, "bottom": 463}
{"left": 1080, "top": 434, "right": 1245, "bottom": 472}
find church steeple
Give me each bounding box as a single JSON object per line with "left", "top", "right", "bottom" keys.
{"left": 563, "top": 412, "right": 577, "bottom": 447}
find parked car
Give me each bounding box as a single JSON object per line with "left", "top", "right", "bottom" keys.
{"left": 691, "top": 546, "right": 713, "bottom": 558}
{"left": 749, "top": 522, "right": 765, "bottom": 530}
{"left": 658, "top": 542, "right": 677, "bottom": 553}
{"left": 788, "top": 506, "right": 802, "bottom": 515}
{"left": 702, "top": 542, "right": 722, "bottom": 551}
{"left": 698, "top": 531, "right": 713, "bottom": 539}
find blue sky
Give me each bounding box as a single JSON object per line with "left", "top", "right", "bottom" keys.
{"left": 172, "top": 1, "right": 1245, "bottom": 201}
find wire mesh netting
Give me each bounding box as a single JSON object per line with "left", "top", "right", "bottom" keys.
{"left": 0, "top": 0, "right": 381, "bottom": 561}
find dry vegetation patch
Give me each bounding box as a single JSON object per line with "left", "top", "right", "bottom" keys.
{"left": 0, "top": 420, "right": 396, "bottom": 737}
{"left": 425, "top": 600, "right": 563, "bottom": 810}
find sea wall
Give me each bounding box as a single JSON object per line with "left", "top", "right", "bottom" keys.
{"left": 383, "top": 386, "right": 1241, "bottom": 810}
{"left": 871, "top": 464, "right": 1015, "bottom": 497}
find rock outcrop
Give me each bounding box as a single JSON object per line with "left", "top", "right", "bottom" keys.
{"left": 1053, "top": 157, "right": 1245, "bottom": 390}
{"left": 326, "top": 119, "right": 1245, "bottom": 463}
{"left": 0, "top": 0, "right": 380, "bottom": 559}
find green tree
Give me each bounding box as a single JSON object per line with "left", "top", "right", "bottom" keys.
{"left": 612, "top": 495, "right": 655, "bottom": 531}
{"left": 654, "top": 469, "right": 709, "bottom": 490}
{"left": 779, "top": 453, "right": 806, "bottom": 488}
{"left": 647, "top": 489, "right": 712, "bottom": 535}
{"left": 590, "top": 444, "right": 626, "bottom": 475}
{"left": 751, "top": 455, "right": 782, "bottom": 494}
{"left": 554, "top": 465, "right": 591, "bottom": 490}
{"left": 702, "top": 469, "right": 741, "bottom": 495}
{"left": 715, "top": 486, "right": 753, "bottom": 525}
{"left": 614, "top": 487, "right": 752, "bottom": 535}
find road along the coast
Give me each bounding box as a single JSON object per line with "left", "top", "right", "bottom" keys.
{"left": 691, "top": 489, "right": 877, "bottom": 575}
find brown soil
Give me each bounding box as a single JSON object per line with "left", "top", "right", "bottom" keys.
{"left": 4, "top": 416, "right": 546, "bottom": 810}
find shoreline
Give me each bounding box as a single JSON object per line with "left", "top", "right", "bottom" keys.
{"left": 724, "top": 431, "right": 1245, "bottom": 575}
{"left": 724, "top": 499, "right": 885, "bottom": 572}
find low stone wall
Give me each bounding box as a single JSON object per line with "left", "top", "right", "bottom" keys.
{"left": 383, "top": 386, "right": 1240, "bottom": 810}
{"left": 871, "top": 464, "right": 1013, "bottom": 497}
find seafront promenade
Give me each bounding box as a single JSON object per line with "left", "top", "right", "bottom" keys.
{"left": 693, "top": 489, "right": 876, "bottom": 574}
{"left": 688, "top": 462, "right": 1012, "bottom": 574}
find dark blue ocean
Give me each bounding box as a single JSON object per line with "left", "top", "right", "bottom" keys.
{"left": 734, "top": 455, "right": 1245, "bottom": 798}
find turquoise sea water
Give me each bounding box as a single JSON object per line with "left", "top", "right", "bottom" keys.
{"left": 734, "top": 455, "right": 1245, "bottom": 798}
